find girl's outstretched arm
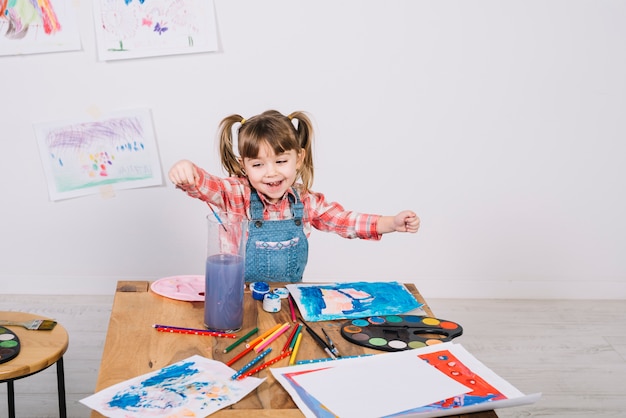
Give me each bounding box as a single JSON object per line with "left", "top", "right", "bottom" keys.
{"left": 376, "top": 210, "right": 420, "bottom": 234}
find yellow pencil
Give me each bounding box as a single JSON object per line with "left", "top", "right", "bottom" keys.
{"left": 247, "top": 323, "right": 282, "bottom": 348}
{"left": 289, "top": 332, "right": 303, "bottom": 365}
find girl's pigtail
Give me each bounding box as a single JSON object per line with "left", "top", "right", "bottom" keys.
{"left": 289, "top": 111, "right": 315, "bottom": 192}
{"left": 218, "top": 114, "right": 246, "bottom": 177}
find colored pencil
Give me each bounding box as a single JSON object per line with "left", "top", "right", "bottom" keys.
{"left": 238, "top": 350, "right": 292, "bottom": 380}
{"left": 226, "top": 324, "right": 282, "bottom": 367}
{"left": 288, "top": 295, "right": 297, "bottom": 322}
{"left": 223, "top": 327, "right": 259, "bottom": 353}
{"left": 281, "top": 323, "right": 299, "bottom": 354}
{"left": 155, "top": 326, "right": 236, "bottom": 338}
{"left": 246, "top": 323, "right": 282, "bottom": 348}
{"left": 288, "top": 324, "right": 303, "bottom": 352}
{"left": 289, "top": 332, "right": 303, "bottom": 365}
{"left": 254, "top": 322, "right": 290, "bottom": 352}
{"left": 153, "top": 324, "right": 224, "bottom": 333}
{"left": 289, "top": 324, "right": 302, "bottom": 351}
{"left": 295, "top": 354, "right": 374, "bottom": 365}
{"left": 231, "top": 348, "right": 272, "bottom": 380}
{"left": 226, "top": 344, "right": 255, "bottom": 367}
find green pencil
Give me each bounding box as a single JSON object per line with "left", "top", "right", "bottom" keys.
{"left": 223, "top": 327, "right": 259, "bottom": 353}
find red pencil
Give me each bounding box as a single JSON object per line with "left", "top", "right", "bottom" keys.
{"left": 155, "top": 327, "right": 236, "bottom": 339}
{"left": 281, "top": 323, "right": 299, "bottom": 354}
{"left": 226, "top": 344, "right": 255, "bottom": 367}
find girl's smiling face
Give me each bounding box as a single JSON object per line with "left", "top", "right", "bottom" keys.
{"left": 242, "top": 141, "right": 304, "bottom": 203}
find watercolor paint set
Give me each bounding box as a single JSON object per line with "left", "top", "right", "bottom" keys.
{"left": 340, "top": 315, "right": 463, "bottom": 352}
{"left": 0, "top": 326, "right": 21, "bottom": 364}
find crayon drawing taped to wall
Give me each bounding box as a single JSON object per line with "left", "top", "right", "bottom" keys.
{"left": 0, "top": 0, "right": 80, "bottom": 55}
{"left": 34, "top": 108, "right": 163, "bottom": 201}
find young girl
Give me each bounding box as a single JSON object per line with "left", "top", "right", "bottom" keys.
{"left": 169, "top": 110, "right": 420, "bottom": 283}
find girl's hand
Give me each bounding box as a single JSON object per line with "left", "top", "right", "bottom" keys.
{"left": 168, "top": 160, "right": 198, "bottom": 187}
{"left": 377, "top": 211, "right": 421, "bottom": 234}
{"left": 394, "top": 210, "right": 420, "bottom": 233}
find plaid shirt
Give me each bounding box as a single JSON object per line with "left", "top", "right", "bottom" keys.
{"left": 180, "top": 166, "right": 382, "bottom": 240}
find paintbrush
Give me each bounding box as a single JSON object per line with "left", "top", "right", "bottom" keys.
{"left": 208, "top": 203, "right": 227, "bottom": 231}
{"left": 0, "top": 319, "right": 57, "bottom": 331}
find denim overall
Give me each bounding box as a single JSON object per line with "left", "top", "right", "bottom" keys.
{"left": 245, "top": 188, "right": 308, "bottom": 283}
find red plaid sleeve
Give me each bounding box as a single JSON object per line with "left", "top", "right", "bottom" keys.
{"left": 304, "top": 191, "right": 381, "bottom": 240}
{"left": 178, "top": 165, "right": 249, "bottom": 216}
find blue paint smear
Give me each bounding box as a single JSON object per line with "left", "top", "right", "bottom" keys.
{"left": 296, "top": 281, "right": 422, "bottom": 322}
{"left": 142, "top": 361, "right": 199, "bottom": 387}
{"left": 107, "top": 361, "right": 210, "bottom": 411}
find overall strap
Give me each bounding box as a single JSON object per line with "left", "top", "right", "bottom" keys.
{"left": 249, "top": 188, "right": 304, "bottom": 223}
{"left": 249, "top": 189, "right": 265, "bottom": 220}
{"left": 290, "top": 189, "right": 304, "bottom": 221}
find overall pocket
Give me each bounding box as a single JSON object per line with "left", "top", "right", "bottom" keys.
{"left": 252, "top": 237, "right": 303, "bottom": 282}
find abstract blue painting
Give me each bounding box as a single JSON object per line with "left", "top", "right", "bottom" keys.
{"left": 286, "top": 281, "right": 423, "bottom": 322}
{"left": 80, "top": 355, "right": 263, "bottom": 417}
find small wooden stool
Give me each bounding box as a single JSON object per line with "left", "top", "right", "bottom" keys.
{"left": 0, "top": 312, "right": 68, "bottom": 418}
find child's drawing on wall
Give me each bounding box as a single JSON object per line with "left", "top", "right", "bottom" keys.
{"left": 0, "top": 0, "right": 80, "bottom": 55}
{"left": 93, "top": 0, "right": 218, "bottom": 61}
{"left": 34, "top": 109, "right": 163, "bottom": 201}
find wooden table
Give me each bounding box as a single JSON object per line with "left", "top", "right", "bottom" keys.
{"left": 92, "top": 281, "right": 497, "bottom": 418}
{"left": 0, "top": 312, "right": 68, "bottom": 418}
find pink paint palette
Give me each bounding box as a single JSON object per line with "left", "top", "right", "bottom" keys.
{"left": 151, "top": 275, "right": 205, "bottom": 302}
{"left": 340, "top": 315, "right": 463, "bottom": 352}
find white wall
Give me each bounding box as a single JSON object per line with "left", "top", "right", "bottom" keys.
{"left": 2, "top": 0, "right": 625, "bottom": 299}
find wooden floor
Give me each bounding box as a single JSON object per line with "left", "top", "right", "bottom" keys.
{"left": 1, "top": 295, "right": 625, "bottom": 418}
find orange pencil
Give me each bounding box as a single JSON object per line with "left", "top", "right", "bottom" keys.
{"left": 246, "top": 323, "right": 282, "bottom": 348}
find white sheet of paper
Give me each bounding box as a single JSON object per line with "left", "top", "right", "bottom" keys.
{"left": 272, "top": 342, "right": 541, "bottom": 418}
{"left": 291, "top": 351, "right": 471, "bottom": 418}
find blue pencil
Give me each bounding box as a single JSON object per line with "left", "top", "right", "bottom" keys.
{"left": 295, "top": 354, "right": 373, "bottom": 365}
{"left": 231, "top": 348, "right": 272, "bottom": 380}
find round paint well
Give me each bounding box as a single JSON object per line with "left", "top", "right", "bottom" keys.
{"left": 352, "top": 319, "right": 369, "bottom": 327}
{"left": 343, "top": 325, "right": 362, "bottom": 333}
{"left": 404, "top": 315, "right": 422, "bottom": 322}
{"left": 0, "top": 334, "right": 15, "bottom": 341}
{"left": 408, "top": 341, "right": 426, "bottom": 349}
{"left": 352, "top": 333, "right": 370, "bottom": 341}
{"left": 369, "top": 337, "right": 387, "bottom": 346}
{"left": 422, "top": 317, "right": 440, "bottom": 326}
{"left": 0, "top": 340, "right": 18, "bottom": 348}
{"left": 440, "top": 321, "right": 458, "bottom": 329}
{"left": 388, "top": 340, "right": 408, "bottom": 349}
{"left": 385, "top": 315, "right": 403, "bottom": 323}
{"left": 425, "top": 339, "right": 443, "bottom": 346}
{"left": 368, "top": 316, "right": 385, "bottom": 324}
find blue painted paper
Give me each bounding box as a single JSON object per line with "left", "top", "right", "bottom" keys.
{"left": 80, "top": 355, "right": 264, "bottom": 417}
{"left": 285, "top": 281, "right": 422, "bottom": 322}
